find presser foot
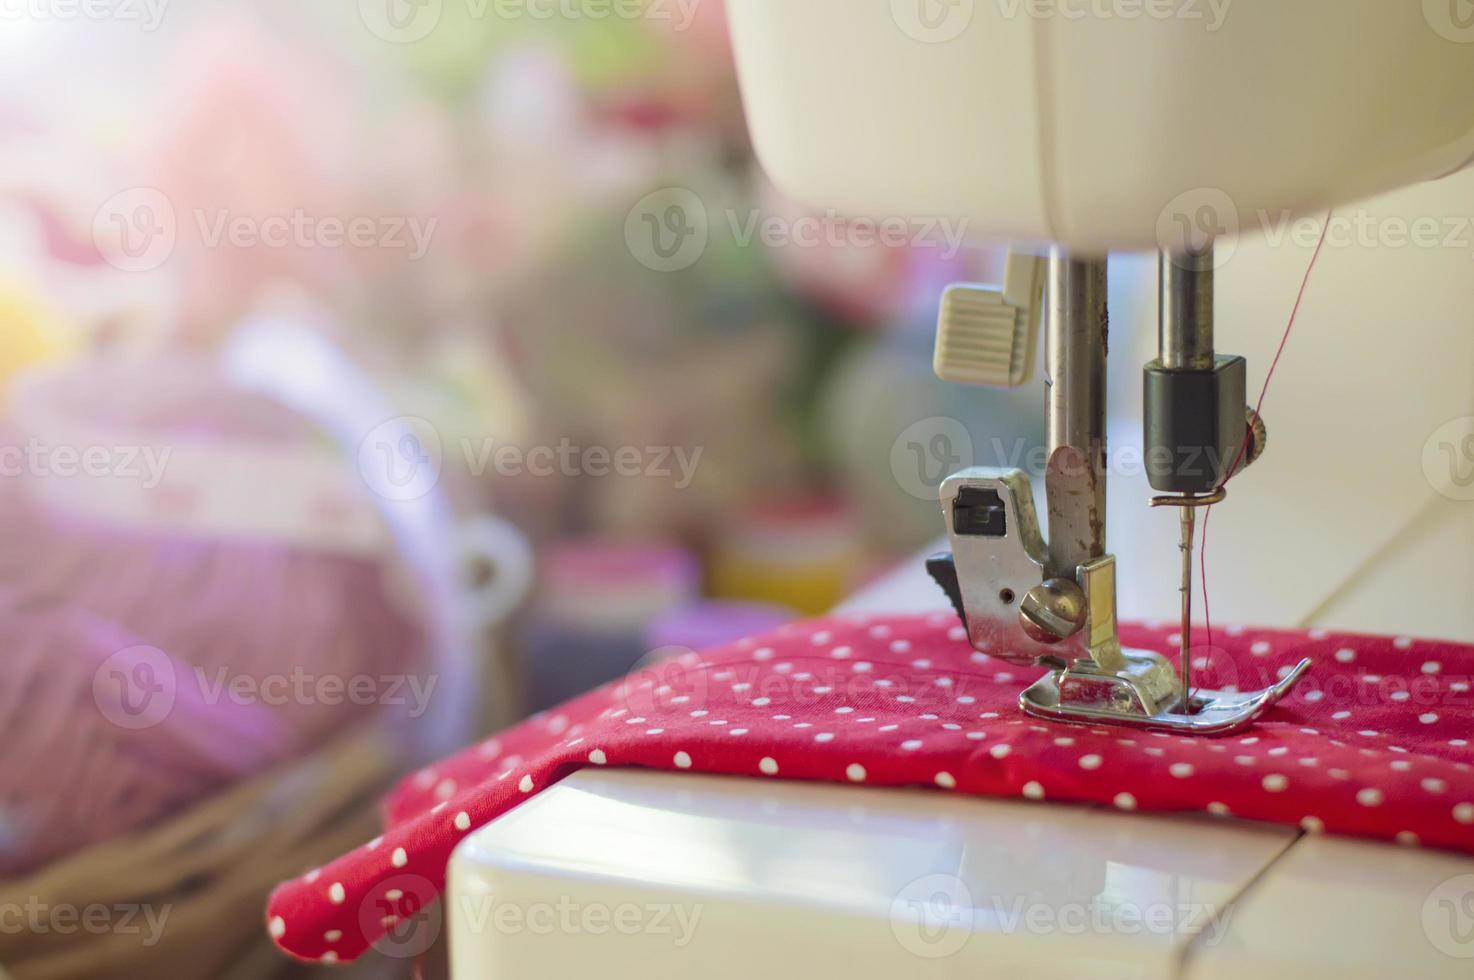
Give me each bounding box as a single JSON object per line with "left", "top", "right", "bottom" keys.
{"left": 1019, "top": 649, "right": 1313, "bottom": 736}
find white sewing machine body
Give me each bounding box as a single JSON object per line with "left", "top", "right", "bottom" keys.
{"left": 447, "top": 4, "right": 1474, "bottom": 975}
{"left": 727, "top": 0, "right": 1474, "bottom": 253}
{"left": 445, "top": 565, "right": 1474, "bottom": 978}
{"left": 449, "top": 769, "right": 1472, "bottom": 979}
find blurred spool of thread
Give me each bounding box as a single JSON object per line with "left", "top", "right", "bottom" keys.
{"left": 519, "top": 540, "right": 699, "bottom": 711}
{"left": 644, "top": 600, "right": 795, "bottom": 656}
{"left": 708, "top": 497, "right": 864, "bottom": 615}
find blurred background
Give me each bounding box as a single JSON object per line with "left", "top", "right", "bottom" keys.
{"left": 0, "top": 2, "right": 1030, "bottom": 976}
{"left": 2, "top": 1, "right": 1473, "bottom": 977}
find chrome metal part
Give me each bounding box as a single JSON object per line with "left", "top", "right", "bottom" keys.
{"left": 1021, "top": 654, "right": 1313, "bottom": 735}
{"left": 938, "top": 468, "right": 1070, "bottom": 668}
{"left": 1159, "top": 248, "right": 1216, "bottom": 371}
{"left": 1018, "top": 578, "right": 1087, "bottom": 645}
{"left": 1044, "top": 253, "right": 1108, "bottom": 579}
{"left": 931, "top": 251, "right": 1310, "bottom": 736}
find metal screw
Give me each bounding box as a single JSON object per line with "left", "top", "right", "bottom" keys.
{"left": 1018, "top": 578, "right": 1088, "bottom": 644}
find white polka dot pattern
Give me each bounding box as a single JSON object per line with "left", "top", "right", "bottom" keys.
{"left": 266, "top": 614, "right": 1474, "bottom": 965}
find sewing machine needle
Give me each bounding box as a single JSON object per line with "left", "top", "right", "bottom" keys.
{"left": 1178, "top": 506, "right": 1196, "bottom": 713}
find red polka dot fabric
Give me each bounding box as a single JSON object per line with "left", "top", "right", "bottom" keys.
{"left": 265, "top": 613, "right": 1474, "bottom": 964}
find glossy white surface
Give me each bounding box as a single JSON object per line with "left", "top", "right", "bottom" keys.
{"left": 449, "top": 559, "right": 1474, "bottom": 978}
{"left": 727, "top": 0, "right": 1474, "bottom": 252}
{"left": 451, "top": 768, "right": 1296, "bottom": 979}
{"left": 1185, "top": 834, "right": 1474, "bottom": 980}
{"left": 1102, "top": 169, "right": 1474, "bottom": 639}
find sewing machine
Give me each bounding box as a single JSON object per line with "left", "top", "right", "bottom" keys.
{"left": 728, "top": 0, "right": 1474, "bottom": 735}
{"left": 448, "top": 4, "right": 1474, "bottom": 975}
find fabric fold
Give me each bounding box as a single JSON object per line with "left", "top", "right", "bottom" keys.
{"left": 266, "top": 613, "right": 1474, "bottom": 964}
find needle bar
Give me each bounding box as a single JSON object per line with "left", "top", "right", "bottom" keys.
{"left": 1178, "top": 506, "right": 1196, "bottom": 713}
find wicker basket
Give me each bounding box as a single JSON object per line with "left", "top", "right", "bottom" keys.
{"left": 0, "top": 722, "right": 408, "bottom": 979}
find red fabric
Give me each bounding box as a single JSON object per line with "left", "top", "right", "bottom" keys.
{"left": 265, "top": 613, "right": 1474, "bottom": 964}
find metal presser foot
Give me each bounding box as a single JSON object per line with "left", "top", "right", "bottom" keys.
{"left": 927, "top": 469, "right": 1308, "bottom": 735}
{"left": 1019, "top": 656, "right": 1311, "bottom": 735}
{"left": 927, "top": 250, "right": 1310, "bottom": 736}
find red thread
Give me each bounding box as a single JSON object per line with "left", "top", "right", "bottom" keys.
{"left": 1200, "top": 211, "right": 1334, "bottom": 653}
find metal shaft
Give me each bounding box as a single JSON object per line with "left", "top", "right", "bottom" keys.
{"left": 1158, "top": 249, "right": 1215, "bottom": 371}
{"left": 1159, "top": 247, "right": 1215, "bottom": 712}
{"left": 1044, "top": 252, "right": 1109, "bottom": 579}
{"left": 1177, "top": 506, "right": 1195, "bottom": 712}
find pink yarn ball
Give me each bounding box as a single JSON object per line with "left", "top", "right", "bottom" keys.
{"left": 0, "top": 361, "right": 434, "bottom": 873}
